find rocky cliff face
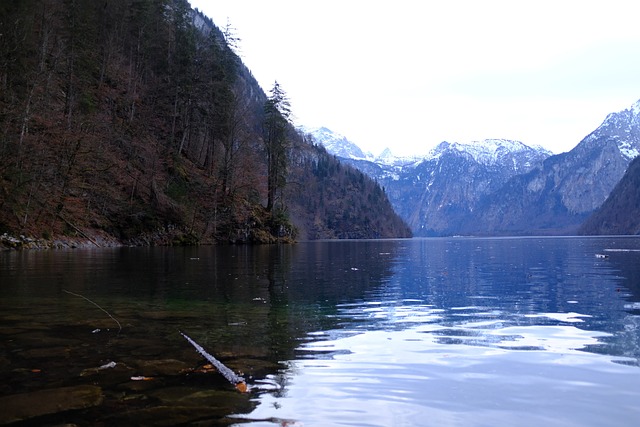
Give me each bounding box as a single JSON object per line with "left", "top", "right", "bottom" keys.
{"left": 466, "top": 100, "right": 640, "bottom": 235}
{"left": 327, "top": 139, "right": 550, "bottom": 236}
{"left": 386, "top": 140, "right": 551, "bottom": 236}
{"left": 579, "top": 155, "right": 640, "bottom": 235}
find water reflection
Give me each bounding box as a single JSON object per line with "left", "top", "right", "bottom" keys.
{"left": 239, "top": 237, "right": 640, "bottom": 426}
{"left": 1, "top": 237, "right": 640, "bottom": 426}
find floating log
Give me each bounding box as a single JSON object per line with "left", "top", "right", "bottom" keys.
{"left": 180, "top": 332, "right": 247, "bottom": 392}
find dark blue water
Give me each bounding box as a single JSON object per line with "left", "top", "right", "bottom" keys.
{"left": 1, "top": 237, "right": 639, "bottom": 426}
{"left": 237, "top": 237, "right": 640, "bottom": 426}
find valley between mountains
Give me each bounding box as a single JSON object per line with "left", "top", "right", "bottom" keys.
{"left": 302, "top": 99, "right": 640, "bottom": 236}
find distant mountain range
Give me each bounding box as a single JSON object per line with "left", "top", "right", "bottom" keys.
{"left": 465, "top": 101, "right": 640, "bottom": 235}
{"left": 304, "top": 99, "right": 640, "bottom": 236}
{"left": 297, "top": 125, "right": 424, "bottom": 166}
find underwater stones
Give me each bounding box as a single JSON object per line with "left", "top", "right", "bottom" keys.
{"left": 79, "top": 361, "right": 136, "bottom": 386}
{"left": 232, "top": 358, "right": 281, "bottom": 378}
{"left": 10, "top": 331, "right": 79, "bottom": 349}
{"left": 117, "top": 337, "right": 169, "bottom": 358}
{"left": 139, "top": 310, "right": 201, "bottom": 320}
{"left": 0, "top": 385, "right": 103, "bottom": 424}
{"left": 19, "top": 346, "right": 71, "bottom": 359}
{"left": 105, "top": 387, "right": 254, "bottom": 426}
{"left": 104, "top": 405, "right": 238, "bottom": 426}
{"left": 135, "top": 359, "right": 191, "bottom": 377}
{"left": 149, "top": 386, "right": 244, "bottom": 406}
{"left": 0, "top": 354, "right": 10, "bottom": 370}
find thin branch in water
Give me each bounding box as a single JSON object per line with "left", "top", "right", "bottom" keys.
{"left": 62, "top": 289, "right": 122, "bottom": 334}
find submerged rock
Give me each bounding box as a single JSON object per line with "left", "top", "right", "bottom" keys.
{"left": 150, "top": 386, "right": 247, "bottom": 407}
{"left": 0, "top": 385, "right": 103, "bottom": 424}
{"left": 135, "top": 359, "right": 191, "bottom": 377}
{"left": 106, "top": 387, "right": 254, "bottom": 426}
{"left": 80, "top": 361, "right": 136, "bottom": 386}
{"left": 104, "top": 405, "right": 241, "bottom": 426}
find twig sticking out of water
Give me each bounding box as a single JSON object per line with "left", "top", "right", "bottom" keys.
{"left": 180, "top": 331, "right": 247, "bottom": 392}
{"left": 62, "top": 289, "right": 122, "bottom": 334}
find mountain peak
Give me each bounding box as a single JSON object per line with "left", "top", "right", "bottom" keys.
{"left": 600, "top": 98, "right": 640, "bottom": 125}
{"left": 428, "top": 138, "right": 550, "bottom": 167}
{"left": 378, "top": 147, "right": 394, "bottom": 159}
{"left": 584, "top": 98, "right": 640, "bottom": 160}
{"left": 299, "top": 126, "right": 368, "bottom": 159}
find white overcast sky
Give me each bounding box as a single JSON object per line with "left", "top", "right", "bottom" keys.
{"left": 189, "top": 0, "right": 640, "bottom": 156}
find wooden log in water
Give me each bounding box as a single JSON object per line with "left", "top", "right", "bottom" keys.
{"left": 180, "top": 331, "right": 247, "bottom": 392}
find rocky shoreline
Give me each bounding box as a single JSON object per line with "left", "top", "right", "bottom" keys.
{"left": 0, "top": 232, "right": 122, "bottom": 251}
{"left": 0, "top": 223, "right": 214, "bottom": 250}
{"left": 0, "top": 226, "right": 292, "bottom": 251}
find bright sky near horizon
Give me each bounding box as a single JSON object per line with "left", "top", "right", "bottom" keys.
{"left": 189, "top": 0, "right": 640, "bottom": 156}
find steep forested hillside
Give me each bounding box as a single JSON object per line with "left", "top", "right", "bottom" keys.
{"left": 0, "top": 0, "right": 410, "bottom": 248}
{"left": 288, "top": 142, "right": 410, "bottom": 239}
{"left": 579, "top": 156, "right": 640, "bottom": 235}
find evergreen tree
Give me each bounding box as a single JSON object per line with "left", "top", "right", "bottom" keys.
{"left": 263, "top": 81, "right": 291, "bottom": 213}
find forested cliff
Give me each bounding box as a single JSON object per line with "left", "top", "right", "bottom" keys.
{"left": 578, "top": 155, "right": 640, "bottom": 235}
{"left": 0, "top": 0, "right": 410, "bottom": 248}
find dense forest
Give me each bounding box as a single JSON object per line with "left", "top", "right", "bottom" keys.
{"left": 0, "top": 0, "right": 410, "bottom": 248}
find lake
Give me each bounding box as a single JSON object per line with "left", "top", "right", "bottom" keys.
{"left": 1, "top": 237, "right": 639, "bottom": 426}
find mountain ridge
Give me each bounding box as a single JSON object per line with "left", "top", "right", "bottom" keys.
{"left": 306, "top": 98, "right": 640, "bottom": 236}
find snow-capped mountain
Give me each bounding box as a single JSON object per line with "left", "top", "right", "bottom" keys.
{"left": 300, "top": 126, "right": 424, "bottom": 166}
{"left": 381, "top": 139, "right": 551, "bottom": 236}
{"left": 465, "top": 98, "right": 640, "bottom": 235}
{"left": 304, "top": 128, "right": 551, "bottom": 236}
{"left": 580, "top": 99, "right": 640, "bottom": 160}
{"left": 377, "top": 147, "right": 395, "bottom": 163}
{"left": 425, "top": 139, "right": 552, "bottom": 172}
{"left": 298, "top": 126, "right": 371, "bottom": 160}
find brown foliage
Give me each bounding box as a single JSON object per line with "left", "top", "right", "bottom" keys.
{"left": 0, "top": 0, "right": 410, "bottom": 245}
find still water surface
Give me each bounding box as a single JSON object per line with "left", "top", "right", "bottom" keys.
{"left": 1, "top": 237, "right": 640, "bottom": 426}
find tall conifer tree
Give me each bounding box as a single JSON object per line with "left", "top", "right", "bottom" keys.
{"left": 263, "top": 81, "right": 291, "bottom": 213}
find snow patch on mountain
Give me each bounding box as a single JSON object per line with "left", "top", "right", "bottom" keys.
{"left": 299, "top": 126, "right": 422, "bottom": 167}
{"left": 632, "top": 99, "right": 640, "bottom": 116}
{"left": 427, "top": 139, "right": 551, "bottom": 166}
{"left": 298, "top": 126, "right": 372, "bottom": 160}
{"left": 377, "top": 147, "right": 394, "bottom": 161}
{"left": 585, "top": 98, "right": 640, "bottom": 160}
{"left": 299, "top": 126, "right": 551, "bottom": 174}
{"left": 375, "top": 149, "right": 425, "bottom": 167}
{"left": 619, "top": 144, "right": 639, "bottom": 160}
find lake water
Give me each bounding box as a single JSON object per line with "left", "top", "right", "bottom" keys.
{"left": 1, "top": 237, "right": 640, "bottom": 426}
